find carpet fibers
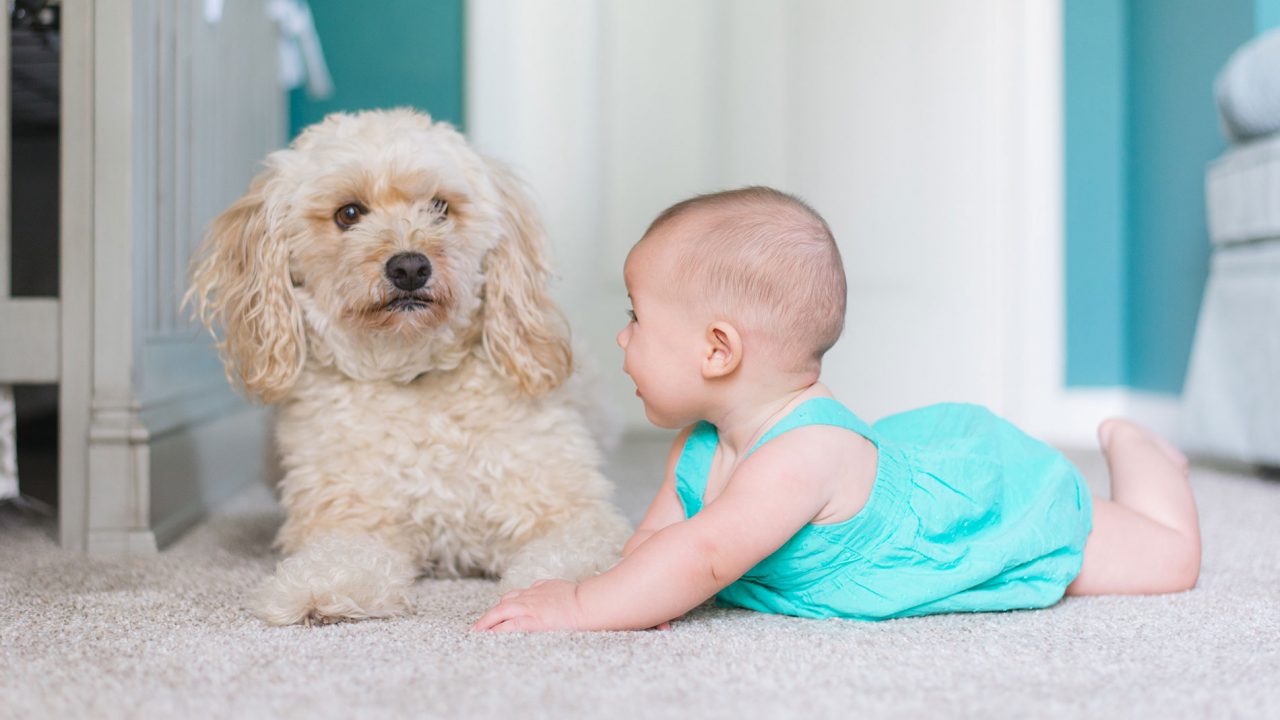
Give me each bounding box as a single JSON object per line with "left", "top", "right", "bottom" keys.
{"left": 1, "top": 438, "right": 1278, "bottom": 719}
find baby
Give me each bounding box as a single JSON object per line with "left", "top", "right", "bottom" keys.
{"left": 473, "top": 186, "right": 1201, "bottom": 631}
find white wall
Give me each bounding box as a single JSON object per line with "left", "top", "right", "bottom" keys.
{"left": 469, "top": 0, "right": 1066, "bottom": 439}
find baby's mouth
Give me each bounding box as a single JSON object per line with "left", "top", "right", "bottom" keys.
{"left": 384, "top": 293, "right": 433, "bottom": 312}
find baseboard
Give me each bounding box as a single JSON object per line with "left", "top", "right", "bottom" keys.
{"left": 148, "top": 403, "right": 273, "bottom": 549}
{"left": 150, "top": 491, "right": 211, "bottom": 550}
{"left": 1033, "top": 388, "right": 1181, "bottom": 450}
{"left": 1124, "top": 390, "right": 1183, "bottom": 441}
{"left": 621, "top": 389, "right": 1182, "bottom": 454}
{"left": 87, "top": 528, "right": 158, "bottom": 556}
{"left": 137, "top": 340, "right": 275, "bottom": 549}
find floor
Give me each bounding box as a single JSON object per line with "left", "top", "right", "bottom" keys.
{"left": 1, "top": 437, "right": 1278, "bottom": 719}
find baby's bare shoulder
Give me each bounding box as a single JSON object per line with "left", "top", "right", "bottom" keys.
{"left": 748, "top": 424, "right": 876, "bottom": 481}
{"left": 730, "top": 424, "right": 877, "bottom": 523}
{"left": 766, "top": 425, "right": 878, "bottom": 523}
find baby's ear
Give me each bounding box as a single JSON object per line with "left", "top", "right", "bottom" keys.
{"left": 479, "top": 159, "right": 573, "bottom": 396}
{"left": 185, "top": 164, "right": 307, "bottom": 403}
{"left": 702, "top": 322, "right": 743, "bottom": 379}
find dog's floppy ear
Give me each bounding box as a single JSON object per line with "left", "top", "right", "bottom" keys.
{"left": 480, "top": 161, "right": 573, "bottom": 396}
{"left": 185, "top": 165, "right": 306, "bottom": 403}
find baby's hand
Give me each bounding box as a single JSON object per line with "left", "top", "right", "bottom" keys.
{"left": 471, "top": 580, "right": 585, "bottom": 632}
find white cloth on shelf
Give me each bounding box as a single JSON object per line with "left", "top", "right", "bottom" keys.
{"left": 267, "top": 0, "right": 334, "bottom": 99}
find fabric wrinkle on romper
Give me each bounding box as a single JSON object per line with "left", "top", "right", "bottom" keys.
{"left": 674, "top": 398, "right": 1093, "bottom": 620}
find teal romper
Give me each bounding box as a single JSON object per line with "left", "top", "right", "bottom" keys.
{"left": 675, "top": 399, "right": 1093, "bottom": 620}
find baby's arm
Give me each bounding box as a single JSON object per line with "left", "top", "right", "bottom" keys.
{"left": 473, "top": 431, "right": 834, "bottom": 631}
{"left": 621, "top": 426, "right": 694, "bottom": 558}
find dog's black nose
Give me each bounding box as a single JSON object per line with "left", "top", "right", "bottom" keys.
{"left": 385, "top": 252, "right": 432, "bottom": 291}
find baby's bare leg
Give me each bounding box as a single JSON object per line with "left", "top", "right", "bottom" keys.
{"left": 1066, "top": 419, "right": 1201, "bottom": 596}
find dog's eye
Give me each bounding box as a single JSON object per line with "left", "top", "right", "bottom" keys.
{"left": 430, "top": 197, "right": 449, "bottom": 223}
{"left": 334, "top": 203, "right": 366, "bottom": 230}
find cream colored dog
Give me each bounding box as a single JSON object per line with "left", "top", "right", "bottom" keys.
{"left": 188, "top": 108, "right": 629, "bottom": 626}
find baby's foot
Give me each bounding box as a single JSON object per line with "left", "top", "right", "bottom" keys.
{"left": 1098, "top": 418, "right": 1189, "bottom": 474}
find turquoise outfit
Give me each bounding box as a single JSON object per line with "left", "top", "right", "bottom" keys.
{"left": 675, "top": 399, "right": 1093, "bottom": 620}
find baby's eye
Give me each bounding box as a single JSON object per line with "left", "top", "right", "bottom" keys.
{"left": 625, "top": 308, "right": 637, "bottom": 323}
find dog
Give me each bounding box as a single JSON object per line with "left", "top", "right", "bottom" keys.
{"left": 187, "top": 108, "right": 630, "bottom": 626}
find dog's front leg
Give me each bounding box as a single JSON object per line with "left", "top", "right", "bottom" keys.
{"left": 251, "top": 530, "right": 417, "bottom": 627}
{"left": 499, "top": 499, "right": 631, "bottom": 592}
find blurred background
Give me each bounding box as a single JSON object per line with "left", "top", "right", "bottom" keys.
{"left": 5, "top": 0, "right": 1279, "bottom": 549}
{"left": 298, "top": 0, "right": 1276, "bottom": 446}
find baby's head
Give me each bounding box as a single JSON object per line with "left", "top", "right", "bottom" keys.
{"left": 626, "top": 186, "right": 846, "bottom": 376}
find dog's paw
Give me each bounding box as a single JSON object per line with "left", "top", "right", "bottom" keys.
{"left": 252, "top": 576, "right": 411, "bottom": 627}
{"left": 250, "top": 533, "right": 417, "bottom": 626}
{"left": 497, "top": 563, "right": 555, "bottom": 594}
{"left": 499, "top": 509, "right": 630, "bottom": 593}
{"left": 300, "top": 609, "right": 347, "bottom": 628}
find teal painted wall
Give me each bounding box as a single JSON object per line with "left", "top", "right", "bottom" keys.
{"left": 1064, "top": 0, "right": 1261, "bottom": 393}
{"left": 1261, "top": 0, "right": 1280, "bottom": 31}
{"left": 1125, "top": 0, "right": 1254, "bottom": 393}
{"left": 1064, "top": 0, "right": 1130, "bottom": 387}
{"left": 288, "top": 0, "right": 465, "bottom": 139}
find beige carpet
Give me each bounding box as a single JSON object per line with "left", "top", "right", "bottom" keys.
{"left": 2, "top": 438, "right": 1278, "bottom": 719}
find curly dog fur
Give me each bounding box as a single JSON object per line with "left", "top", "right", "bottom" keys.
{"left": 187, "top": 108, "right": 629, "bottom": 626}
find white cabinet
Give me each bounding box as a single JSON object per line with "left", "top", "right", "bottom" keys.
{"left": 1, "top": 0, "right": 283, "bottom": 553}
